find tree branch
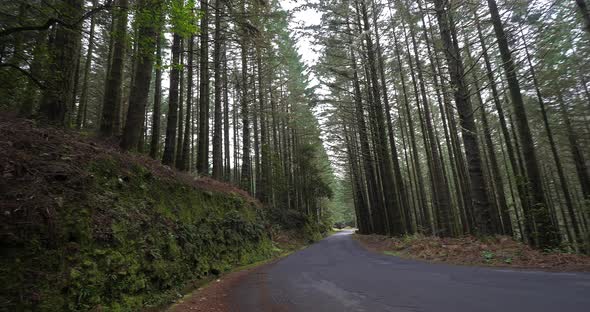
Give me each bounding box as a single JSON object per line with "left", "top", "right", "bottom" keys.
{"left": 0, "top": 1, "right": 114, "bottom": 38}
{"left": 0, "top": 63, "right": 45, "bottom": 89}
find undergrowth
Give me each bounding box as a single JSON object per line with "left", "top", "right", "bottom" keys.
{"left": 0, "top": 116, "right": 323, "bottom": 311}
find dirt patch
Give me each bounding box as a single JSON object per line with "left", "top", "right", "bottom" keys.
{"left": 0, "top": 114, "right": 259, "bottom": 236}
{"left": 166, "top": 269, "right": 250, "bottom": 312}
{"left": 354, "top": 233, "right": 590, "bottom": 272}
{"left": 166, "top": 257, "right": 289, "bottom": 312}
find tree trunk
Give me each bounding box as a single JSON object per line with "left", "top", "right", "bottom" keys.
{"left": 576, "top": 0, "right": 590, "bottom": 34}
{"left": 486, "top": 0, "right": 560, "bottom": 248}
{"left": 433, "top": 0, "right": 493, "bottom": 235}
{"left": 405, "top": 2, "right": 451, "bottom": 235}
{"left": 197, "top": 0, "right": 211, "bottom": 174}
{"left": 162, "top": 33, "right": 181, "bottom": 166}
{"left": 557, "top": 92, "right": 590, "bottom": 204}
{"left": 212, "top": 0, "right": 224, "bottom": 179}
{"left": 76, "top": 0, "right": 98, "bottom": 129}
{"left": 39, "top": 0, "right": 83, "bottom": 126}
{"left": 466, "top": 50, "right": 512, "bottom": 235}
{"left": 390, "top": 14, "right": 429, "bottom": 232}
{"left": 180, "top": 35, "right": 195, "bottom": 171}
{"left": 375, "top": 0, "right": 411, "bottom": 233}
{"left": 521, "top": 31, "right": 580, "bottom": 246}
{"left": 240, "top": 2, "right": 252, "bottom": 192}
{"left": 150, "top": 32, "right": 163, "bottom": 159}
{"left": 120, "top": 0, "right": 158, "bottom": 151}
{"left": 359, "top": 0, "right": 403, "bottom": 235}
{"left": 256, "top": 48, "right": 270, "bottom": 203}
{"left": 223, "top": 40, "right": 231, "bottom": 181}
{"left": 175, "top": 39, "right": 185, "bottom": 169}
{"left": 100, "top": 0, "right": 128, "bottom": 136}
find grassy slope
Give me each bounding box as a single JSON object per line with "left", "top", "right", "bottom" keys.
{"left": 0, "top": 116, "right": 285, "bottom": 311}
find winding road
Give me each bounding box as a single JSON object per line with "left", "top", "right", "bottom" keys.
{"left": 230, "top": 230, "right": 590, "bottom": 312}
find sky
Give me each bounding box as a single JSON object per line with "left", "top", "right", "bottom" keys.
{"left": 280, "top": 0, "right": 343, "bottom": 173}
{"left": 279, "top": 0, "right": 323, "bottom": 81}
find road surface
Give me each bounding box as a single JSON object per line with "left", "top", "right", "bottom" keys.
{"left": 230, "top": 230, "right": 590, "bottom": 312}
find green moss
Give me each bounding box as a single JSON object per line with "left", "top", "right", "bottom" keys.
{"left": 2, "top": 156, "right": 273, "bottom": 311}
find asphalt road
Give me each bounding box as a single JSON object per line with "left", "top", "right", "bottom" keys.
{"left": 230, "top": 230, "right": 590, "bottom": 312}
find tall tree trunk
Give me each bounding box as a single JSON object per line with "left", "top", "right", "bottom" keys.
{"left": 100, "top": 0, "right": 128, "bottom": 136}
{"left": 350, "top": 44, "right": 377, "bottom": 234}
{"left": 419, "top": 0, "right": 465, "bottom": 233}
{"left": 197, "top": 0, "right": 211, "bottom": 174}
{"left": 345, "top": 124, "right": 370, "bottom": 234}
{"left": 120, "top": 0, "right": 158, "bottom": 151}
{"left": 400, "top": 15, "right": 435, "bottom": 233}
{"left": 521, "top": 31, "right": 580, "bottom": 246}
{"left": 405, "top": 1, "right": 451, "bottom": 235}
{"left": 474, "top": 11, "right": 528, "bottom": 236}
{"left": 464, "top": 40, "right": 512, "bottom": 235}
{"left": 240, "top": 1, "right": 252, "bottom": 192}
{"left": 180, "top": 35, "right": 195, "bottom": 171}
{"left": 375, "top": 0, "right": 411, "bottom": 233}
{"left": 433, "top": 0, "right": 493, "bottom": 235}
{"left": 150, "top": 32, "right": 163, "bottom": 159}
{"left": 359, "top": 0, "right": 403, "bottom": 235}
{"left": 162, "top": 33, "right": 181, "bottom": 166}
{"left": 424, "top": 10, "right": 473, "bottom": 233}
{"left": 70, "top": 48, "right": 82, "bottom": 125}
{"left": 19, "top": 32, "right": 47, "bottom": 118}
{"left": 39, "top": 0, "right": 83, "bottom": 126}
{"left": 175, "top": 39, "right": 185, "bottom": 169}
{"left": 257, "top": 48, "right": 270, "bottom": 203}
{"left": 557, "top": 92, "right": 590, "bottom": 204}
{"left": 223, "top": 41, "right": 231, "bottom": 181}
{"left": 212, "top": 0, "right": 224, "bottom": 179}
{"left": 486, "top": 0, "right": 560, "bottom": 248}
{"left": 76, "top": 0, "right": 98, "bottom": 129}
{"left": 390, "top": 13, "right": 429, "bottom": 232}
{"left": 576, "top": 0, "right": 590, "bottom": 34}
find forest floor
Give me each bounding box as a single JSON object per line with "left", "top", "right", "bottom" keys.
{"left": 0, "top": 113, "right": 255, "bottom": 206}
{"left": 354, "top": 233, "right": 590, "bottom": 272}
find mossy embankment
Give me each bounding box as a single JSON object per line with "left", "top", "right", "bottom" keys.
{"left": 0, "top": 116, "right": 316, "bottom": 311}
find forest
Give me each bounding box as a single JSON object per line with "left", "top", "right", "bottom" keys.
{"left": 314, "top": 0, "right": 590, "bottom": 252}
{"left": 1, "top": 0, "right": 590, "bottom": 247}
{"left": 1, "top": 0, "right": 590, "bottom": 309}
{"left": 0, "top": 0, "right": 338, "bottom": 226}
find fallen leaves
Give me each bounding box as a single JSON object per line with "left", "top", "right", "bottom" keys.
{"left": 354, "top": 233, "right": 590, "bottom": 271}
